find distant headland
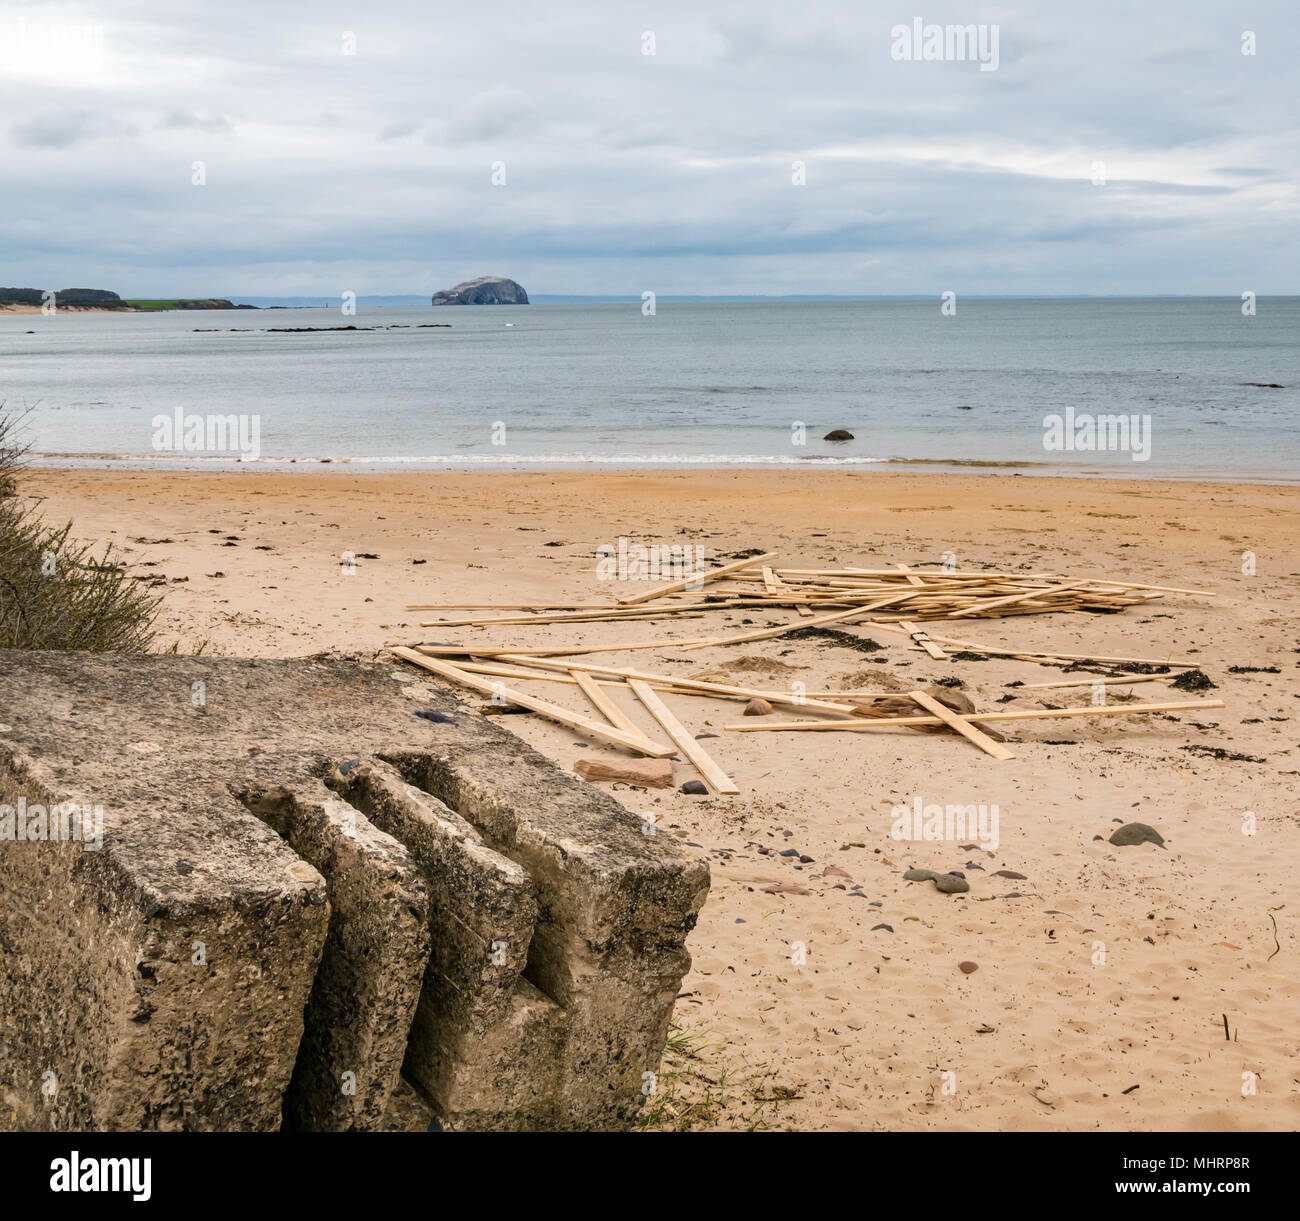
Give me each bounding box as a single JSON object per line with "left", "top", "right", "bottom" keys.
{"left": 0, "top": 288, "right": 252, "bottom": 312}
{"left": 431, "top": 276, "right": 529, "bottom": 305}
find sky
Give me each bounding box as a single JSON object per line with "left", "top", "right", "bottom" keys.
{"left": 1, "top": 0, "right": 1297, "bottom": 297}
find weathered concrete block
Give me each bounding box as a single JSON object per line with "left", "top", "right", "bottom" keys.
{"left": 378, "top": 1075, "right": 439, "bottom": 1132}
{"left": 325, "top": 758, "right": 560, "bottom": 1126}
{"left": 0, "top": 750, "right": 328, "bottom": 1132}
{"left": 382, "top": 739, "right": 710, "bottom": 1127}
{"left": 0, "top": 650, "right": 709, "bottom": 1131}
{"left": 238, "top": 781, "right": 431, "bottom": 1131}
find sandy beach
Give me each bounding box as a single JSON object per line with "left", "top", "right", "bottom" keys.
{"left": 22, "top": 467, "right": 1300, "bottom": 1131}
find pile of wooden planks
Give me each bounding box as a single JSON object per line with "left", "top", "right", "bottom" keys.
{"left": 395, "top": 551, "right": 1222, "bottom": 781}
{"left": 412, "top": 558, "right": 1213, "bottom": 630}
{"left": 393, "top": 646, "right": 1225, "bottom": 779}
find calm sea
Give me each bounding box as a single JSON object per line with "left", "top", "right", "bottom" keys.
{"left": 3, "top": 298, "right": 1297, "bottom": 480}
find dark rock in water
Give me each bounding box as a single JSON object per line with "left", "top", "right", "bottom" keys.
{"left": 680, "top": 780, "right": 708, "bottom": 794}
{"left": 823, "top": 429, "right": 854, "bottom": 441}
{"left": 431, "top": 275, "right": 528, "bottom": 305}
{"left": 1109, "top": 822, "right": 1165, "bottom": 848}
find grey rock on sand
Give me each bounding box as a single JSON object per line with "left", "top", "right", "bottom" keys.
{"left": 1109, "top": 822, "right": 1166, "bottom": 848}
{"left": 431, "top": 275, "right": 529, "bottom": 305}
{"left": 903, "top": 868, "right": 971, "bottom": 894}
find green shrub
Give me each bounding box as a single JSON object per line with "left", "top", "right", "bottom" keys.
{"left": 0, "top": 413, "right": 160, "bottom": 651}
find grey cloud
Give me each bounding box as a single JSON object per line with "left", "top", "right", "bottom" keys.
{"left": 159, "top": 110, "right": 233, "bottom": 134}
{"left": 10, "top": 110, "right": 135, "bottom": 149}
{"left": 379, "top": 119, "right": 421, "bottom": 141}
{"left": 441, "top": 87, "right": 534, "bottom": 144}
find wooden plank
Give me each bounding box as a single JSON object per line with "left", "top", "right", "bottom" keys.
{"left": 897, "top": 619, "right": 946, "bottom": 659}
{"left": 406, "top": 602, "right": 617, "bottom": 611}
{"left": 947, "top": 583, "right": 1086, "bottom": 618}
{"left": 420, "top": 605, "right": 710, "bottom": 628}
{"left": 569, "top": 670, "right": 649, "bottom": 739}
{"left": 864, "top": 622, "right": 1196, "bottom": 667}
{"left": 628, "top": 679, "right": 739, "bottom": 794}
{"left": 416, "top": 637, "right": 710, "bottom": 657}
{"left": 493, "top": 654, "right": 861, "bottom": 715}
{"left": 615, "top": 551, "right": 777, "bottom": 606}
{"left": 392, "top": 647, "right": 674, "bottom": 756}
{"left": 725, "top": 698, "right": 1225, "bottom": 731}
{"left": 763, "top": 565, "right": 814, "bottom": 616}
{"left": 906, "top": 690, "right": 1016, "bottom": 760}
{"left": 1023, "top": 675, "right": 1173, "bottom": 690}
{"left": 677, "top": 591, "right": 916, "bottom": 652}
{"left": 895, "top": 564, "right": 926, "bottom": 588}
{"left": 1086, "top": 579, "right": 1216, "bottom": 597}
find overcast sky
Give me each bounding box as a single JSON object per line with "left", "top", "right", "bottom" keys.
{"left": 2, "top": 0, "right": 1296, "bottom": 296}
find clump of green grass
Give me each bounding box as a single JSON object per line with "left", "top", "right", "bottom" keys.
{"left": 636, "top": 1024, "right": 796, "bottom": 1132}
{"left": 0, "top": 412, "right": 160, "bottom": 651}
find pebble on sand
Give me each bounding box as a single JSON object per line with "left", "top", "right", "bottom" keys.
{"left": 903, "top": 867, "right": 971, "bottom": 894}
{"left": 1108, "top": 822, "right": 1166, "bottom": 848}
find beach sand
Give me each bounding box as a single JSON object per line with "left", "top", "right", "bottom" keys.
{"left": 22, "top": 467, "right": 1300, "bottom": 1130}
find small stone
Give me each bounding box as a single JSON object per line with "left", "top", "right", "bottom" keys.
{"left": 779, "top": 848, "right": 800, "bottom": 858}
{"left": 994, "top": 869, "right": 1027, "bottom": 879}
{"left": 1109, "top": 822, "right": 1165, "bottom": 848}
{"left": 958, "top": 961, "right": 978, "bottom": 974}
{"left": 823, "top": 865, "right": 852, "bottom": 879}
{"left": 933, "top": 873, "right": 970, "bottom": 894}
{"left": 871, "top": 923, "right": 894, "bottom": 933}
{"left": 926, "top": 683, "right": 975, "bottom": 715}
{"left": 903, "top": 868, "right": 937, "bottom": 881}
{"left": 575, "top": 756, "right": 674, "bottom": 788}
{"left": 680, "top": 780, "right": 708, "bottom": 795}
{"left": 798, "top": 854, "right": 814, "bottom": 864}
{"left": 742, "top": 697, "right": 773, "bottom": 716}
